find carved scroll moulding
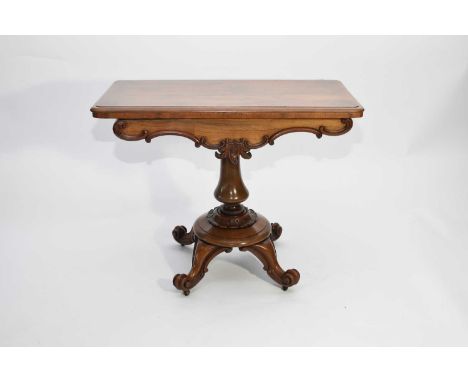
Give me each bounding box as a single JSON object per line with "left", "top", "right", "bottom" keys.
{"left": 112, "top": 118, "right": 353, "bottom": 162}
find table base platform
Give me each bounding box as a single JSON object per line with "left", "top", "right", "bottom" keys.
{"left": 172, "top": 211, "right": 300, "bottom": 295}
{"left": 90, "top": 80, "right": 364, "bottom": 296}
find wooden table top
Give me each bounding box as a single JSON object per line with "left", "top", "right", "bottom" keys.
{"left": 91, "top": 80, "right": 364, "bottom": 119}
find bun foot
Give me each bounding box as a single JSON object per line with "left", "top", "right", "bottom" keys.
{"left": 282, "top": 286, "right": 288, "bottom": 291}
{"left": 172, "top": 225, "right": 195, "bottom": 246}
{"left": 240, "top": 238, "right": 300, "bottom": 290}
{"left": 270, "top": 223, "right": 282, "bottom": 242}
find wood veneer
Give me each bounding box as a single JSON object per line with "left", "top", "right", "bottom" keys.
{"left": 91, "top": 80, "right": 363, "bottom": 119}
{"left": 91, "top": 80, "right": 364, "bottom": 295}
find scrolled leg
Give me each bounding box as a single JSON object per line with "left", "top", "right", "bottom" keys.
{"left": 240, "top": 238, "right": 300, "bottom": 290}
{"left": 270, "top": 222, "right": 282, "bottom": 242}
{"left": 173, "top": 239, "right": 230, "bottom": 295}
{"left": 172, "top": 225, "right": 195, "bottom": 246}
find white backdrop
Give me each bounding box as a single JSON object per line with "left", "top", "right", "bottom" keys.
{"left": 1, "top": 36, "right": 467, "bottom": 346}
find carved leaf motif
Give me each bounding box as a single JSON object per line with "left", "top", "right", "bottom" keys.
{"left": 215, "top": 139, "right": 254, "bottom": 165}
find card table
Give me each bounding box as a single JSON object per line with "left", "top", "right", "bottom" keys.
{"left": 91, "top": 80, "right": 364, "bottom": 295}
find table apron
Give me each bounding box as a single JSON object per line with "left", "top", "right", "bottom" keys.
{"left": 112, "top": 118, "right": 353, "bottom": 147}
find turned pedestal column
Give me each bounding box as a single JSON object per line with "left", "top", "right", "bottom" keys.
{"left": 91, "top": 80, "right": 364, "bottom": 296}
{"left": 172, "top": 140, "right": 299, "bottom": 295}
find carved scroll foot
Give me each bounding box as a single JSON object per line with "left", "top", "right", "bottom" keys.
{"left": 172, "top": 225, "right": 195, "bottom": 246}
{"left": 270, "top": 222, "right": 282, "bottom": 242}
{"left": 173, "top": 239, "right": 230, "bottom": 295}
{"left": 240, "top": 238, "right": 300, "bottom": 290}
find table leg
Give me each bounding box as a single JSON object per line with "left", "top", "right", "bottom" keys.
{"left": 240, "top": 238, "right": 300, "bottom": 291}
{"left": 172, "top": 225, "right": 195, "bottom": 246}
{"left": 171, "top": 138, "right": 300, "bottom": 295}
{"left": 270, "top": 222, "right": 282, "bottom": 242}
{"left": 173, "top": 239, "right": 231, "bottom": 296}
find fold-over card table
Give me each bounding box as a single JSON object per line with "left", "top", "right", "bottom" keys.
{"left": 91, "top": 80, "right": 364, "bottom": 295}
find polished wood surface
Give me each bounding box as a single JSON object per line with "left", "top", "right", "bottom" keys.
{"left": 240, "top": 239, "right": 300, "bottom": 291}
{"left": 113, "top": 118, "right": 352, "bottom": 146}
{"left": 193, "top": 213, "right": 271, "bottom": 248}
{"left": 91, "top": 80, "right": 363, "bottom": 119}
{"left": 91, "top": 79, "right": 364, "bottom": 295}
{"left": 173, "top": 239, "right": 230, "bottom": 296}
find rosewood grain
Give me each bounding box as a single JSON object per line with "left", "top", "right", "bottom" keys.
{"left": 91, "top": 80, "right": 365, "bottom": 295}
{"left": 173, "top": 239, "right": 230, "bottom": 296}
{"left": 112, "top": 118, "right": 353, "bottom": 147}
{"left": 91, "top": 80, "right": 364, "bottom": 119}
{"left": 173, "top": 138, "right": 298, "bottom": 294}
{"left": 240, "top": 238, "right": 300, "bottom": 291}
